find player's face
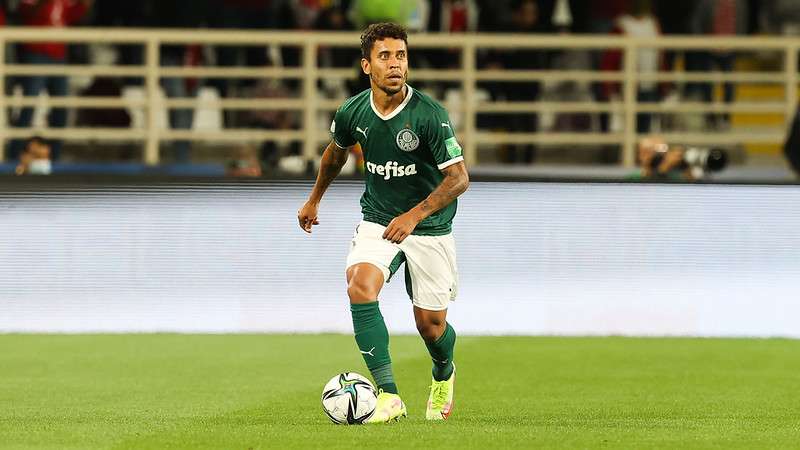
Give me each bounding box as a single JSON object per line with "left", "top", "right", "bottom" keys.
{"left": 362, "top": 38, "right": 408, "bottom": 96}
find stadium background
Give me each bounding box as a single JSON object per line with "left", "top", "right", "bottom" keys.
{"left": 1, "top": 0, "right": 798, "bottom": 334}
{"left": 1, "top": 0, "right": 800, "bottom": 177}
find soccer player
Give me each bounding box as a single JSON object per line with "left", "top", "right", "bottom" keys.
{"left": 297, "top": 22, "right": 469, "bottom": 423}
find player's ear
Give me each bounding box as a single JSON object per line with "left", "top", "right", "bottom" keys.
{"left": 361, "top": 58, "right": 370, "bottom": 75}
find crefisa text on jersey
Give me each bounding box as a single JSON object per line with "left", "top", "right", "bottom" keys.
{"left": 365, "top": 161, "right": 418, "bottom": 180}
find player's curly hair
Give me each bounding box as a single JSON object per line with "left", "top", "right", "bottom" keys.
{"left": 360, "top": 22, "right": 408, "bottom": 60}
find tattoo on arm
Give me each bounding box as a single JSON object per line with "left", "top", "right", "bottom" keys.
{"left": 412, "top": 163, "right": 469, "bottom": 220}
{"left": 420, "top": 199, "right": 432, "bottom": 213}
{"left": 428, "top": 173, "right": 466, "bottom": 207}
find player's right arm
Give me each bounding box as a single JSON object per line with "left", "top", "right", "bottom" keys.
{"left": 297, "top": 141, "right": 351, "bottom": 233}
{"left": 298, "top": 103, "right": 357, "bottom": 233}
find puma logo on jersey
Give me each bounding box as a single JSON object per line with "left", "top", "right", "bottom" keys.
{"left": 356, "top": 126, "right": 369, "bottom": 139}
{"left": 359, "top": 347, "right": 375, "bottom": 357}
{"left": 365, "top": 161, "right": 418, "bottom": 180}
{"left": 441, "top": 122, "right": 451, "bottom": 129}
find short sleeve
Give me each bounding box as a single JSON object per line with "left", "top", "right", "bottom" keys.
{"left": 426, "top": 107, "right": 464, "bottom": 170}
{"left": 330, "top": 107, "right": 356, "bottom": 149}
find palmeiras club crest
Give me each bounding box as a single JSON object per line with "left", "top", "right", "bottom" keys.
{"left": 396, "top": 128, "right": 419, "bottom": 152}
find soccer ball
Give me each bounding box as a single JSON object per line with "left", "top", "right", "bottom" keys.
{"left": 321, "top": 372, "right": 377, "bottom": 424}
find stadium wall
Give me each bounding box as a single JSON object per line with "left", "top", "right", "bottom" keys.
{"left": 1, "top": 181, "right": 798, "bottom": 337}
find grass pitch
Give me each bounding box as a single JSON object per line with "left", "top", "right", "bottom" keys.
{"left": 1, "top": 334, "right": 798, "bottom": 449}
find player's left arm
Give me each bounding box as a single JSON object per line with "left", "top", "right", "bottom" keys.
{"left": 382, "top": 161, "right": 469, "bottom": 243}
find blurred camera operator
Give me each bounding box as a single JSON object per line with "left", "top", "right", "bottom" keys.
{"left": 636, "top": 136, "right": 690, "bottom": 181}
{"left": 633, "top": 136, "right": 728, "bottom": 181}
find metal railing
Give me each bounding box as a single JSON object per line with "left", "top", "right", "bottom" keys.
{"left": 1, "top": 28, "right": 798, "bottom": 166}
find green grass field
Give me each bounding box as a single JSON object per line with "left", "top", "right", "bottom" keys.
{"left": 2, "top": 335, "right": 799, "bottom": 449}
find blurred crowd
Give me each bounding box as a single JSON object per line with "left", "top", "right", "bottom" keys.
{"left": 4, "top": 0, "right": 787, "bottom": 35}
{"left": 1, "top": 0, "right": 798, "bottom": 173}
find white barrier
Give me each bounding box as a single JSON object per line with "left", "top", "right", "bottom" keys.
{"left": 1, "top": 181, "right": 799, "bottom": 336}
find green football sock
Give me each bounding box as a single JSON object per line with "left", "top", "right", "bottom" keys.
{"left": 425, "top": 322, "right": 456, "bottom": 381}
{"left": 350, "top": 302, "right": 398, "bottom": 394}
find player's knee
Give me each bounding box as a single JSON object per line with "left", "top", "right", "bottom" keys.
{"left": 416, "top": 319, "right": 445, "bottom": 342}
{"left": 346, "top": 264, "right": 383, "bottom": 302}
{"left": 347, "top": 278, "right": 379, "bottom": 302}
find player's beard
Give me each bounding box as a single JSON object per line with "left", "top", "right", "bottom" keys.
{"left": 373, "top": 72, "right": 406, "bottom": 96}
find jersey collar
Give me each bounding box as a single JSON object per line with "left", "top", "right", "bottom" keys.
{"left": 369, "top": 84, "right": 414, "bottom": 121}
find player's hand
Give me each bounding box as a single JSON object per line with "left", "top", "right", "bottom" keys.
{"left": 383, "top": 212, "right": 420, "bottom": 243}
{"left": 297, "top": 201, "right": 320, "bottom": 233}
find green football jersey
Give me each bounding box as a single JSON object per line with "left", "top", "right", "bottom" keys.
{"left": 330, "top": 85, "right": 464, "bottom": 236}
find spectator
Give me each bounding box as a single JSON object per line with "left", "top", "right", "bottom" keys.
{"left": 151, "top": 0, "right": 210, "bottom": 162}
{"left": 9, "top": 0, "right": 93, "bottom": 162}
{"left": 90, "top": 0, "right": 151, "bottom": 86}
{"left": 476, "top": 0, "right": 512, "bottom": 32}
{"left": 15, "top": 136, "right": 52, "bottom": 175}
{"left": 653, "top": 0, "right": 694, "bottom": 82}
{"left": 1, "top": 2, "right": 8, "bottom": 131}
{"left": 540, "top": 0, "right": 598, "bottom": 135}
{"left": 601, "top": 0, "right": 663, "bottom": 133}
{"left": 1, "top": 1, "right": 5, "bottom": 94}
{"left": 428, "top": 0, "right": 479, "bottom": 34}
{"left": 75, "top": 77, "right": 131, "bottom": 129}
{"left": 686, "top": 0, "right": 749, "bottom": 129}
{"left": 422, "top": 0, "right": 479, "bottom": 96}
{"left": 292, "top": 0, "right": 327, "bottom": 30}
{"left": 226, "top": 144, "right": 263, "bottom": 177}
{"left": 315, "top": 5, "right": 356, "bottom": 62}
{"left": 548, "top": 0, "right": 589, "bottom": 33}
{"left": 483, "top": 0, "right": 546, "bottom": 164}
{"left": 586, "top": 0, "right": 629, "bottom": 34}
{"left": 315, "top": 5, "right": 358, "bottom": 98}
{"left": 760, "top": 0, "right": 800, "bottom": 35}
{"left": 426, "top": 0, "right": 480, "bottom": 71}
{"left": 208, "top": 0, "right": 273, "bottom": 102}
{"left": 245, "top": 80, "right": 300, "bottom": 171}
{"left": 784, "top": 104, "right": 800, "bottom": 177}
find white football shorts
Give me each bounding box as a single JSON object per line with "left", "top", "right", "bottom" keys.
{"left": 345, "top": 220, "right": 458, "bottom": 311}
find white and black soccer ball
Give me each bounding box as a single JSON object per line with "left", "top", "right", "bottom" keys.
{"left": 321, "top": 372, "right": 377, "bottom": 424}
